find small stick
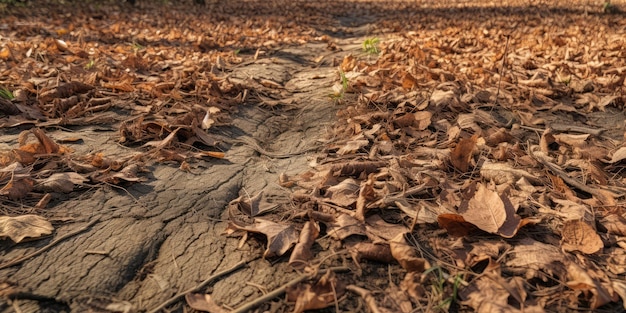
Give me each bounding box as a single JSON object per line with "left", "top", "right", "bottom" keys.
{"left": 550, "top": 123, "right": 605, "bottom": 136}
{"left": 230, "top": 266, "right": 350, "bottom": 313}
{"left": 532, "top": 150, "right": 620, "bottom": 199}
{"left": 346, "top": 285, "right": 382, "bottom": 313}
{"left": 147, "top": 259, "right": 250, "bottom": 313}
{"left": 0, "top": 218, "right": 99, "bottom": 270}
{"left": 494, "top": 35, "right": 510, "bottom": 108}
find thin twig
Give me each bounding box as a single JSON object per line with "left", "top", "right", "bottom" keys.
{"left": 0, "top": 218, "right": 100, "bottom": 270}
{"left": 549, "top": 123, "right": 605, "bottom": 137}
{"left": 230, "top": 266, "right": 350, "bottom": 313}
{"left": 494, "top": 35, "right": 510, "bottom": 109}
{"left": 531, "top": 149, "right": 620, "bottom": 200}
{"left": 147, "top": 259, "right": 251, "bottom": 313}
{"left": 346, "top": 285, "right": 382, "bottom": 313}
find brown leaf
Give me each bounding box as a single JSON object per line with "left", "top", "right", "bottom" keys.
{"left": 459, "top": 183, "right": 507, "bottom": 234}
{"left": 324, "top": 178, "right": 360, "bottom": 207}
{"left": 437, "top": 213, "right": 478, "bottom": 237}
{"left": 32, "top": 128, "right": 60, "bottom": 154}
{"left": 401, "top": 73, "right": 417, "bottom": 90}
{"left": 35, "top": 172, "right": 86, "bottom": 193}
{"left": 0, "top": 214, "right": 54, "bottom": 243}
{"left": 495, "top": 192, "right": 522, "bottom": 238}
{"left": 325, "top": 213, "right": 366, "bottom": 240}
{"left": 349, "top": 242, "right": 395, "bottom": 264}
{"left": 329, "top": 160, "right": 386, "bottom": 177}
{"left": 390, "top": 232, "right": 430, "bottom": 273}
{"left": 39, "top": 81, "right": 94, "bottom": 102}
{"left": 565, "top": 262, "right": 616, "bottom": 309}
{"left": 230, "top": 191, "right": 278, "bottom": 217}
{"left": 355, "top": 174, "right": 378, "bottom": 220}
{"left": 505, "top": 238, "right": 567, "bottom": 280}
{"left": 450, "top": 135, "right": 477, "bottom": 172}
{"left": 185, "top": 293, "right": 227, "bottom": 313}
{"left": 608, "top": 146, "right": 626, "bottom": 163}
{"left": 365, "top": 215, "right": 409, "bottom": 241}
{"left": 0, "top": 176, "right": 34, "bottom": 200}
{"left": 337, "top": 138, "right": 369, "bottom": 155}
{"left": 561, "top": 220, "right": 603, "bottom": 254}
{"left": 414, "top": 111, "right": 432, "bottom": 131}
{"left": 288, "top": 271, "right": 345, "bottom": 313}
{"left": 460, "top": 275, "right": 545, "bottom": 313}
{"left": 600, "top": 214, "right": 626, "bottom": 236}
{"left": 226, "top": 218, "right": 298, "bottom": 258}
{"left": 143, "top": 127, "right": 181, "bottom": 150}
{"left": 289, "top": 221, "right": 320, "bottom": 269}
{"left": 110, "top": 164, "right": 146, "bottom": 183}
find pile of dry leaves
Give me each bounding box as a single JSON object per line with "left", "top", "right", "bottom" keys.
{"left": 227, "top": 2, "right": 626, "bottom": 312}
{"left": 1, "top": 0, "right": 626, "bottom": 312}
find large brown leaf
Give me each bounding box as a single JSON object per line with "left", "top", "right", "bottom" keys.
{"left": 0, "top": 214, "right": 54, "bottom": 243}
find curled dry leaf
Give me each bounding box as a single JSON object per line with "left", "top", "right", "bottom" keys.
{"left": 325, "top": 213, "right": 366, "bottom": 240}
{"left": 35, "top": 172, "right": 87, "bottom": 193}
{"left": 355, "top": 174, "right": 378, "bottom": 220}
{"left": 608, "top": 146, "right": 626, "bottom": 163}
{"left": 460, "top": 275, "right": 545, "bottom": 313}
{"left": 225, "top": 218, "right": 298, "bottom": 258}
{"left": 287, "top": 271, "right": 345, "bottom": 313}
{"left": 561, "top": 220, "right": 604, "bottom": 255}
{"left": 324, "top": 178, "right": 360, "bottom": 207}
{"left": 505, "top": 238, "right": 567, "bottom": 281}
{"left": 39, "top": 81, "right": 94, "bottom": 102}
{"left": 437, "top": 213, "right": 478, "bottom": 237}
{"left": 329, "top": 160, "right": 386, "bottom": 177}
{"left": 450, "top": 135, "right": 478, "bottom": 172}
{"left": 400, "top": 272, "right": 426, "bottom": 303}
{"left": 142, "top": 127, "right": 181, "bottom": 150}
{"left": 390, "top": 232, "right": 430, "bottom": 273}
{"left": 230, "top": 191, "right": 278, "bottom": 217}
{"left": 0, "top": 176, "right": 34, "bottom": 200}
{"left": 185, "top": 293, "right": 227, "bottom": 313}
{"left": 337, "top": 138, "right": 369, "bottom": 155}
{"left": 0, "top": 214, "right": 54, "bottom": 243}
{"left": 565, "top": 262, "right": 616, "bottom": 309}
{"left": 365, "top": 215, "right": 409, "bottom": 241}
{"left": 349, "top": 242, "right": 395, "bottom": 265}
{"left": 289, "top": 220, "right": 320, "bottom": 269}
{"left": 600, "top": 214, "right": 626, "bottom": 236}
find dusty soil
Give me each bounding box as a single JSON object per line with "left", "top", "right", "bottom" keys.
{"left": 2, "top": 1, "right": 626, "bottom": 313}
{"left": 0, "top": 1, "right": 377, "bottom": 312}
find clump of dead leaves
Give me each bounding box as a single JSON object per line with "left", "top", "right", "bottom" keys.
{"left": 223, "top": 2, "right": 626, "bottom": 313}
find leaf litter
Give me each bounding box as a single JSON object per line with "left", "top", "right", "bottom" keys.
{"left": 1, "top": 0, "right": 626, "bottom": 312}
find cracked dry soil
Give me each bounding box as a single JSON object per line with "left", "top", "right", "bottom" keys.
{"left": 0, "top": 12, "right": 375, "bottom": 313}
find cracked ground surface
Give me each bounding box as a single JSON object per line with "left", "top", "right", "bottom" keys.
{"left": 0, "top": 4, "right": 372, "bottom": 311}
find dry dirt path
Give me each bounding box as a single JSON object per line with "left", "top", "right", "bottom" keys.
{"left": 0, "top": 10, "right": 378, "bottom": 313}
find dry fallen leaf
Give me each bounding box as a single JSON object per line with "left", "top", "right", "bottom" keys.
{"left": 0, "top": 176, "right": 34, "bottom": 200}
{"left": 230, "top": 191, "right": 278, "bottom": 217}
{"left": 0, "top": 214, "right": 54, "bottom": 243}
{"left": 225, "top": 218, "right": 298, "bottom": 258}
{"left": 390, "top": 232, "right": 430, "bottom": 273}
{"left": 450, "top": 135, "right": 478, "bottom": 172}
{"left": 289, "top": 220, "right": 320, "bottom": 269}
{"left": 324, "top": 178, "right": 360, "bottom": 207}
{"left": 185, "top": 293, "right": 227, "bottom": 313}
{"left": 35, "top": 172, "right": 87, "bottom": 193}
{"left": 561, "top": 220, "right": 604, "bottom": 255}
{"left": 287, "top": 271, "right": 345, "bottom": 313}
{"left": 437, "top": 213, "right": 478, "bottom": 237}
